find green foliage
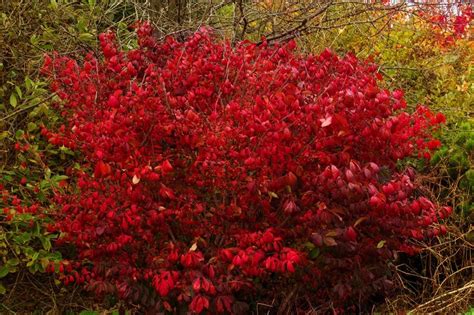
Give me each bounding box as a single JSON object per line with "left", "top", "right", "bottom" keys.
{"left": 432, "top": 119, "right": 473, "bottom": 220}
{"left": 0, "top": 210, "right": 62, "bottom": 294}
{"left": 0, "top": 0, "right": 138, "bottom": 309}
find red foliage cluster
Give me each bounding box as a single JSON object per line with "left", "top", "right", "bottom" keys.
{"left": 43, "top": 24, "right": 450, "bottom": 312}
{"left": 1, "top": 188, "right": 41, "bottom": 221}
{"left": 420, "top": 5, "right": 473, "bottom": 45}
{"left": 430, "top": 6, "right": 472, "bottom": 35}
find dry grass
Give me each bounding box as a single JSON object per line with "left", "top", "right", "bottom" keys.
{"left": 1, "top": 271, "right": 94, "bottom": 314}
{"left": 385, "top": 224, "right": 473, "bottom": 314}
{"left": 382, "top": 161, "right": 473, "bottom": 314}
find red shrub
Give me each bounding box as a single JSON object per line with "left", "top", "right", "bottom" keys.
{"left": 43, "top": 23, "right": 449, "bottom": 312}
{"left": 419, "top": 5, "right": 473, "bottom": 46}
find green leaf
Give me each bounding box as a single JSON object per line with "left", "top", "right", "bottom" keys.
{"left": 0, "top": 266, "right": 9, "bottom": 278}
{"left": 40, "top": 237, "right": 52, "bottom": 251}
{"left": 32, "top": 251, "right": 40, "bottom": 262}
{"left": 13, "top": 232, "right": 31, "bottom": 244}
{"left": 50, "top": 0, "right": 58, "bottom": 9}
{"left": 2, "top": 175, "right": 13, "bottom": 182}
{"left": 9, "top": 93, "right": 17, "bottom": 108}
{"left": 0, "top": 131, "right": 9, "bottom": 141}
{"left": 15, "top": 129, "right": 24, "bottom": 139}
{"left": 6, "top": 258, "right": 20, "bottom": 267}
{"left": 60, "top": 146, "right": 75, "bottom": 155}
{"left": 27, "top": 122, "right": 37, "bottom": 132}
{"left": 40, "top": 179, "right": 51, "bottom": 190}
{"left": 88, "top": 0, "right": 96, "bottom": 10}
{"left": 76, "top": 17, "right": 87, "bottom": 33}
{"left": 79, "top": 311, "right": 99, "bottom": 315}
{"left": 30, "top": 34, "right": 39, "bottom": 46}
{"left": 0, "top": 282, "right": 5, "bottom": 294}
{"left": 79, "top": 33, "right": 95, "bottom": 42}
{"left": 15, "top": 86, "right": 22, "bottom": 99}
{"left": 45, "top": 168, "right": 51, "bottom": 180}
{"left": 377, "top": 240, "right": 386, "bottom": 249}
{"left": 309, "top": 248, "right": 320, "bottom": 259}
{"left": 51, "top": 175, "right": 68, "bottom": 188}
{"left": 304, "top": 241, "right": 315, "bottom": 250}
{"left": 25, "top": 76, "right": 33, "bottom": 90}
{"left": 51, "top": 175, "right": 68, "bottom": 182}
{"left": 47, "top": 251, "right": 62, "bottom": 261}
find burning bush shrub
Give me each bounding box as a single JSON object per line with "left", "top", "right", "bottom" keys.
{"left": 42, "top": 23, "right": 450, "bottom": 313}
